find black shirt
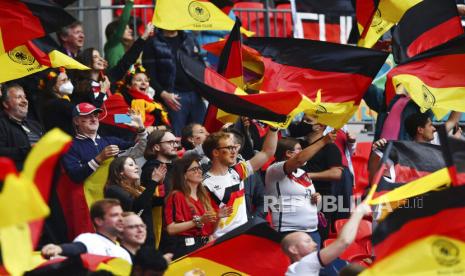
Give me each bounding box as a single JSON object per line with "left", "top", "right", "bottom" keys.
{"left": 164, "top": 35, "right": 195, "bottom": 92}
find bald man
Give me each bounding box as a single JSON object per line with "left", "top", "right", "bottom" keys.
{"left": 281, "top": 203, "right": 371, "bottom": 276}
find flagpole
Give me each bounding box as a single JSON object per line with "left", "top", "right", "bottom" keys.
{"left": 366, "top": 141, "right": 393, "bottom": 203}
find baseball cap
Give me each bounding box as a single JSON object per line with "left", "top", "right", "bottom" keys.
{"left": 72, "top": 102, "right": 103, "bottom": 118}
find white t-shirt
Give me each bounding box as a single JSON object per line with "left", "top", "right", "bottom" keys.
{"left": 286, "top": 251, "right": 323, "bottom": 276}
{"left": 265, "top": 161, "right": 318, "bottom": 232}
{"left": 203, "top": 161, "right": 253, "bottom": 238}
{"left": 74, "top": 233, "right": 132, "bottom": 264}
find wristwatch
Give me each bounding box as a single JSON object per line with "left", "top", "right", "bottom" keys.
{"left": 192, "top": 215, "right": 204, "bottom": 228}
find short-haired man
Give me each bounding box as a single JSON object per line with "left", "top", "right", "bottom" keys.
{"left": 62, "top": 102, "right": 147, "bottom": 183}
{"left": 41, "top": 199, "right": 132, "bottom": 264}
{"left": 57, "top": 21, "right": 85, "bottom": 58}
{"left": 404, "top": 113, "right": 437, "bottom": 143}
{"left": 0, "top": 83, "right": 43, "bottom": 170}
{"left": 202, "top": 128, "right": 278, "bottom": 238}
{"left": 120, "top": 212, "right": 147, "bottom": 261}
{"left": 281, "top": 203, "right": 371, "bottom": 276}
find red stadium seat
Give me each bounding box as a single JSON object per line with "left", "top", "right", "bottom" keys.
{"left": 275, "top": 3, "right": 293, "bottom": 37}
{"left": 323, "top": 238, "right": 372, "bottom": 262}
{"left": 334, "top": 219, "right": 372, "bottom": 241}
{"left": 233, "top": 2, "right": 265, "bottom": 33}
{"left": 352, "top": 142, "right": 373, "bottom": 198}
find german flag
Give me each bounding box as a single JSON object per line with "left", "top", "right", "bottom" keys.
{"left": 370, "top": 137, "right": 465, "bottom": 205}
{"left": 0, "top": 0, "right": 75, "bottom": 54}
{"left": 357, "top": 0, "right": 422, "bottom": 48}
{"left": 385, "top": 34, "right": 465, "bottom": 119}
{"left": 438, "top": 126, "right": 465, "bottom": 186}
{"left": 391, "top": 0, "right": 463, "bottom": 64}
{"left": 0, "top": 158, "right": 50, "bottom": 275}
{"left": 166, "top": 222, "right": 290, "bottom": 275}
{"left": 0, "top": 36, "right": 88, "bottom": 83}
{"left": 204, "top": 18, "right": 243, "bottom": 132}
{"left": 362, "top": 185, "right": 465, "bottom": 275}
{"left": 56, "top": 158, "right": 113, "bottom": 240}
{"left": 181, "top": 52, "right": 312, "bottom": 128}
{"left": 21, "top": 129, "right": 72, "bottom": 248}
{"left": 243, "top": 37, "right": 388, "bottom": 128}
{"left": 152, "top": 0, "right": 253, "bottom": 36}
{"left": 370, "top": 141, "right": 445, "bottom": 199}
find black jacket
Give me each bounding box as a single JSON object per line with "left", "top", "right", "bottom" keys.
{"left": 0, "top": 112, "right": 43, "bottom": 170}
{"left": 142, "top": 31, "right": 203, "bottom": 101}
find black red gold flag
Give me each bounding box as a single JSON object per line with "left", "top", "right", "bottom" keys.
{"left": 391, "top": 0, "right": 463, "bottom": 64}
{"left": 0, "top": 37, "right": 88, "bottom": 83}
{"left": 385, "top": 34, "right": 465, "bottom": 119}
{"left": 204, "top": 18, "right": 244, "bottom": 132}
{"left": 0, "top": 0, "right": 75, "bottom": 53}
{"left": 437, "top": 126, "right": 465, "bottom": 186}
{"left": 357, "top": 0, "right": 421, "bottom": 48}
{"left": 181, "top": 52, "right": 311, "bottom": 128}
{"left": 362, "top": 185, "right": 465, "bottom": 275}
{"left": 166, "top": 222, "right": 290, "bottom": 275}
{"left": 243, "top": 37, "right": 388, "bottom": 128}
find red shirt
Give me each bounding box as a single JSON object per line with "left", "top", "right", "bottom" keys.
{"left": 164, "top": 191, "right": 214, "bottom": 237}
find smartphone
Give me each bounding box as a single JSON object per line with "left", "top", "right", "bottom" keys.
{"left": 114, "top": 114, "right": 131, "bottom": 124}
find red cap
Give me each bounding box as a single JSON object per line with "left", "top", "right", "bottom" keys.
{"left": 72, "top": 103, "right": 102, "bottom": 118}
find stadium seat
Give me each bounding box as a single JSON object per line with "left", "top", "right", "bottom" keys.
{"left": 334, "top": 219, "right": 372, "bottom": 241}
{"left": 323, "top": 238, "right": 372, "bottom": 262}
{"left": 233, "top": 2, "right": 264, "bottom": 33}
{"left": 275, "top": 3, "right": 293, "bottom": 37}
{"left": 352, "top": 142, "right": 372, "bottom": 198}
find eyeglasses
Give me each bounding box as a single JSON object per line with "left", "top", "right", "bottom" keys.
{"left": 159, "top": 140, "right": 179, "bottom": 146}
{"left": 186, "top": 166, "right": 202, "bottom": 173}
{"left": 216, "top": 145, "right": 240, "bottom": 152}
{"left": 125, "top": 224, "right": 146, "bottom": 230}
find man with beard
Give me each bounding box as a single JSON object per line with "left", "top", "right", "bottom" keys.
{"left": 141, "top": 129, "right": 179, "bottom": 252}
{"left": 0, "top": 83, "right": 43, "bottom": 170}
{"left": 41, "top": 199, "right": 132, "bottom": 264}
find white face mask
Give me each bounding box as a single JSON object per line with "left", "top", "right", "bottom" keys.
{"left": 59, "top": 81, "right": 74, "bottom": 95}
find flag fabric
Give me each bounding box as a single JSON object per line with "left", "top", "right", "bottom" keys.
{"left": 391, "top": 0, "right": 463, "bottom": 64}
{"left": 21, "top": 128, "right": 72, "bottom": 248}
{"left": 0, "top": 0, "right": 75, "bottom": 54}
{"left": 243, "top": 37, "right": 388, "bottom": 128}
{"left": 203, "top": 37, "right": 388, "bottom": 128}
{"left": 0, "top": 158, "right": 50, "bottom": 275}
{"left": 204, "top": 18, "right": 243, "bottom": 132}
{"left": 357, "top": 0, "right": 422, "bottom": 48}
{"left": 180, "top": 52, "right": 312, "bottom": 128}
{"left": 152, "top": 0, "right": 253, "bottom": 35}
{"left": 385, "top": 34, "right": 465, "bottom": 119}
{"left": 165, "top": 222, "right": 290, "bottom": 275}
{"left": 361, "top": 185, "right": 465, "bottom": 275}
{"left": 437, "top": 127, "right": 465, "bottom": 186}
{"left": 0, "top": 37, "right": 89, "bottom": 83}
{"left": 56, "top": 159, "right": 113, "bottom": 240}
{"left": 369, "top": 137, "right": 465, "bottom": 205}
{"left": 370, "top": 141, "right": 445, "bottom": 200}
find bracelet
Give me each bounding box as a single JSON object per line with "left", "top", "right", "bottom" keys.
{"left": 192, "top": 215, "right": 204, "bottom": 228}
